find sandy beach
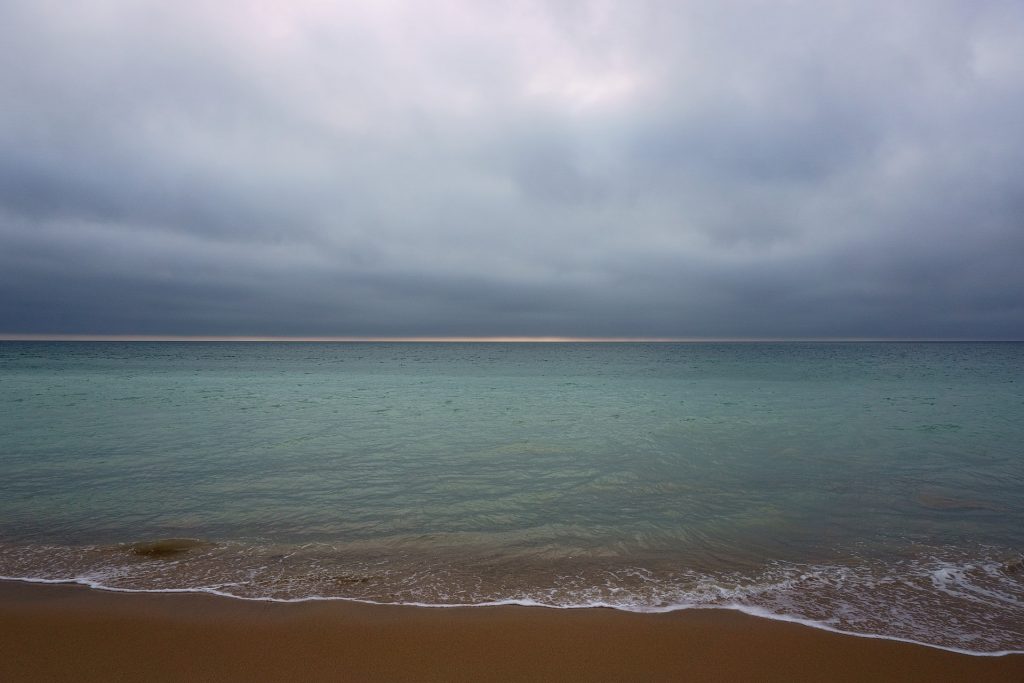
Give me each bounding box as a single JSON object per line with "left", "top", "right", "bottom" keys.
{"left": 1, "top": 581, "right": 1020, "bottom": 682}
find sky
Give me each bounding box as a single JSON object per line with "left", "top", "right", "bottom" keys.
{"left": 1, "top": 1, "right": 1022, "bottom": 339}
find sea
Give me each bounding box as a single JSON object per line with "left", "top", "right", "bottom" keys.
{"left": 1, "top": 341, "right": 1021, "bottom": 654}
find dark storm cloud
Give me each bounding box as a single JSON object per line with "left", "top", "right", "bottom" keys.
{"left": 1, "top": 0, "right": 1022, "bottom": 338}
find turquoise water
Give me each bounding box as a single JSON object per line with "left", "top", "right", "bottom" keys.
{"left": 1, "top": 341, "right": 1022, "bottom": 653}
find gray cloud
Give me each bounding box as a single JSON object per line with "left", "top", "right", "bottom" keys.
{"left": 1, "top": 0, "right": 1022, "bottom": 338}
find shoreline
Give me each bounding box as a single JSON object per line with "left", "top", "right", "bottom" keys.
{"left": 4, "top": 575, "right": 1021, "bottom": 658}
{"left": 2, "top": 580, "right": 1021, "bottom": 682}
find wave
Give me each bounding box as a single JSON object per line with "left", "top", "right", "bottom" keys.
{"left": 1, "top": 540, "right": 1021, "bottom": 656}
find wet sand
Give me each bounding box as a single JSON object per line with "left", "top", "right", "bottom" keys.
{"left": 1, "top": 581, "right": 1020, "bottom": 682}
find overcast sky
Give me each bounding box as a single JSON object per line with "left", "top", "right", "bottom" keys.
{"left": 1, "top": 1, "right": 1022, "bottom": 338}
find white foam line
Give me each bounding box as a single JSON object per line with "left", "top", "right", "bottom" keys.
{"left": 2, "top": 575, "right": 1021, "bottom": 657}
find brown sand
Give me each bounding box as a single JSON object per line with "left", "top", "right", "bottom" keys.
{"left": 1, "top": 581, "right": 1020, "bottom": 682}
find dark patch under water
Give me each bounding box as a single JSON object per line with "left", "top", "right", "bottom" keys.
{"left": 125, "top": 538, "right": 212, "bottom": 558}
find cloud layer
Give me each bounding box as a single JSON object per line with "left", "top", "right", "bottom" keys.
{"left": 2, "top": 0, "right": 1022, "bottom": 337}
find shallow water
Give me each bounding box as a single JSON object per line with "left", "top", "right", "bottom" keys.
{"left": 1, "top": 341, "right": 1022, "bottom": 653}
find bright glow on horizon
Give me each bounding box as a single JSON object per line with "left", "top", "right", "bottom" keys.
{"left": 0, "top": 334, "right": 1003, "bottom": 343}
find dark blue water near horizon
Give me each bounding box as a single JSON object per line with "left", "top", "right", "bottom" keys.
{"left": 1, "top": 341, "right": 1022, "bottom": 653}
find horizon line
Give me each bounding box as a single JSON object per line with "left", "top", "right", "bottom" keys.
{"left": 0, "top": 334, "right": 1019, "bottom": 343}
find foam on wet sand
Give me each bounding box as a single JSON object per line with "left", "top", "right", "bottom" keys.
{"left": 1, "top": 581, "right": 1020, "bottom": 682}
